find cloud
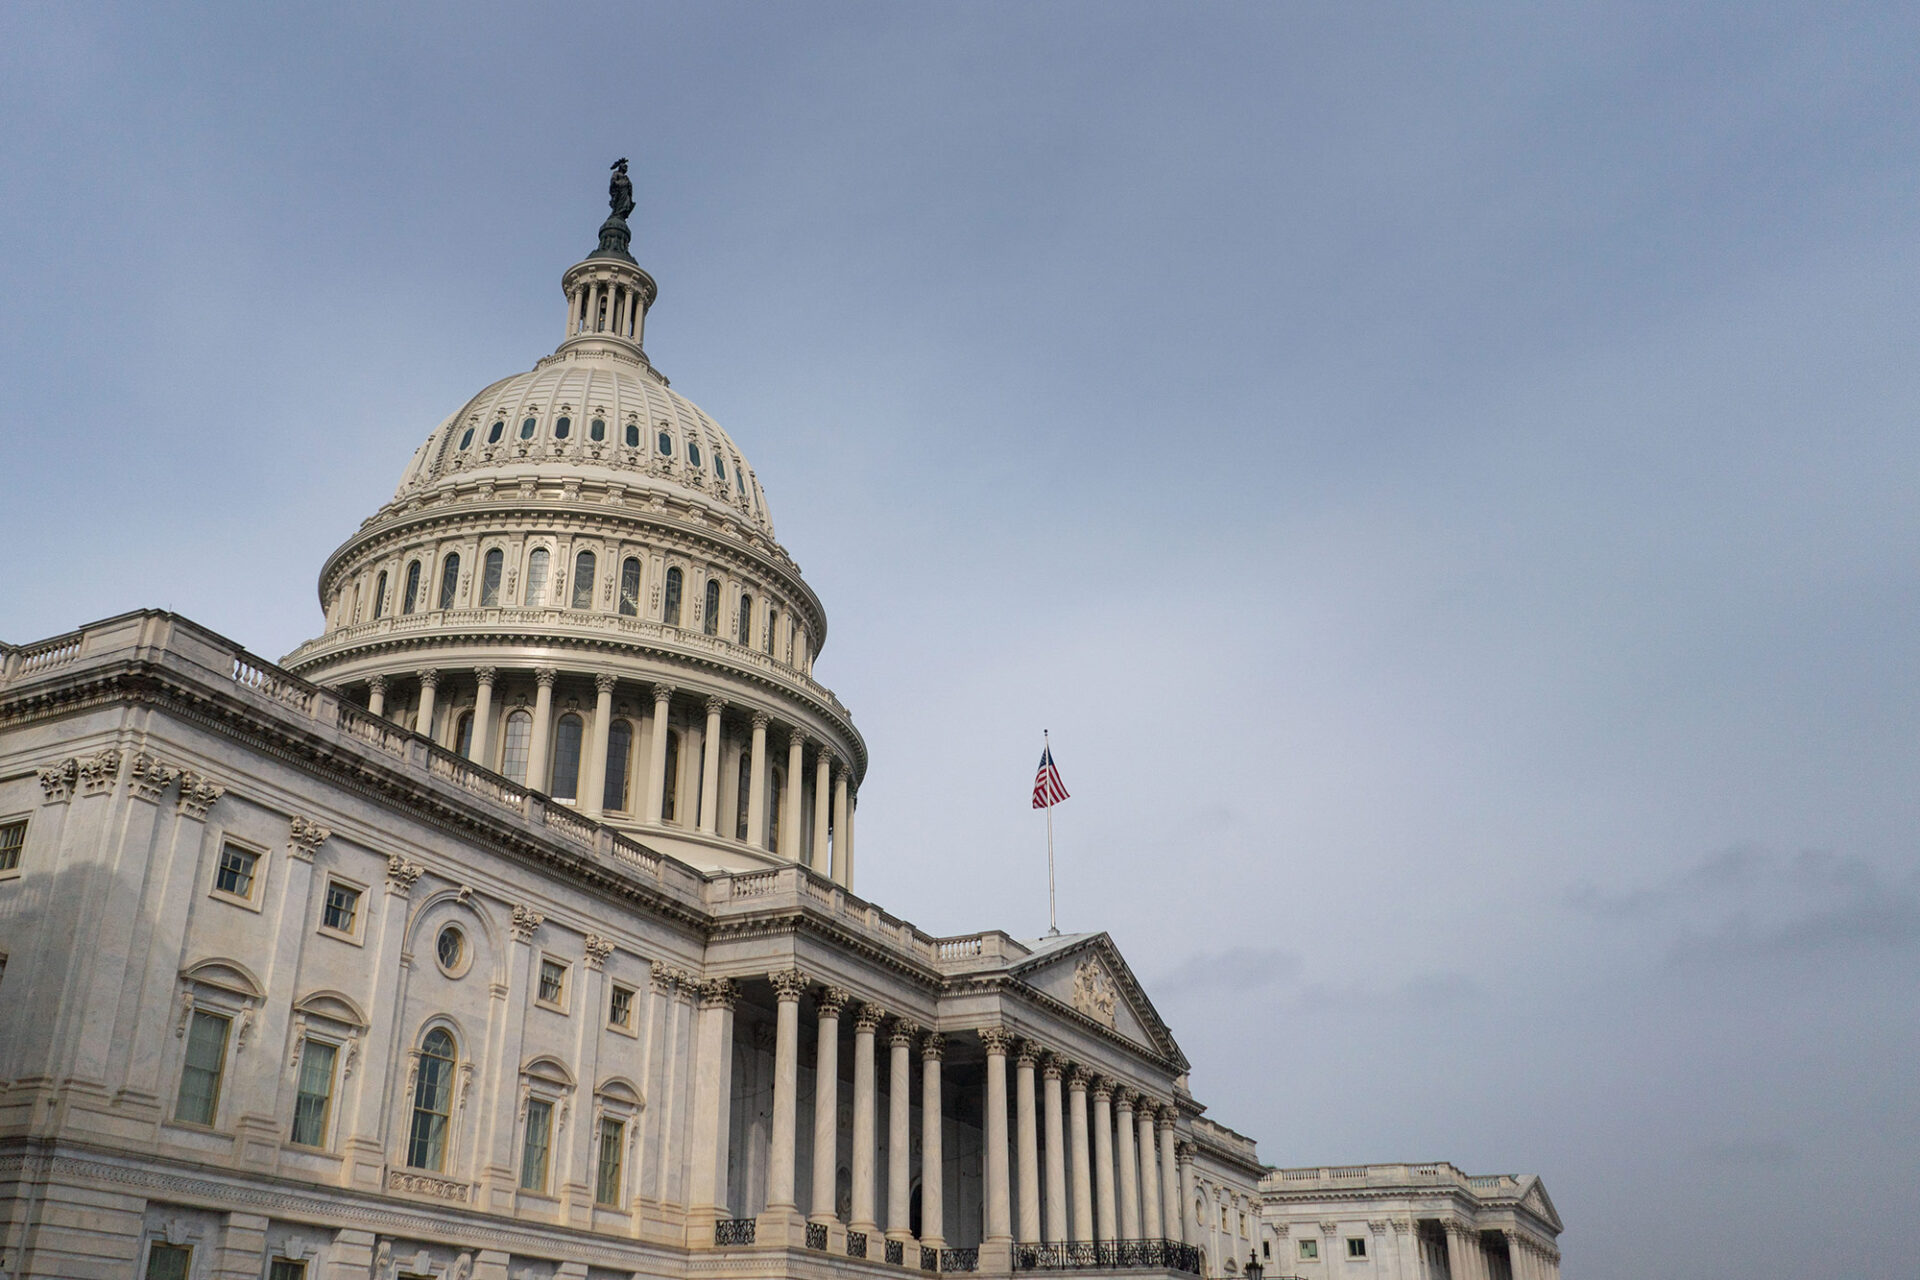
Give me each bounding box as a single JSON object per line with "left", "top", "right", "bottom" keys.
{"left": 1154, "top": 946, "right": 1303, "bottom": 996}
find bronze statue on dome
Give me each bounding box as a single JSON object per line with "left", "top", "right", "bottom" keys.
{"left": 595, "top": 157, "right": 637, "bottom": 262}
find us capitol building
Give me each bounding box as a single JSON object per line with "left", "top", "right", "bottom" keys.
{"left": 0, "top": 166, "right": 1565, "bottom": 1280}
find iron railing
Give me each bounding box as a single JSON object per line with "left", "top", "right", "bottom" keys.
{"left": 715, "top": 1218, "right": 757, "bottom": 1246}
{"left": 806, "top": 1222, "right": 829, "bottom": 1251}
{"left": 1014, "top": 1240, "right": 1203, "bottom": 1274}
{"left": 922, "top": 1246, "right": 939, "bottom": 1271}
{"left": 941, "top": 1247, "right": 981, "bottom": 1272}
{"left": 849, "top": 1230, "right": 869, "bottom": 1259}
{"left": 886, "top": 1239, "right": 906, "bottom": 1265}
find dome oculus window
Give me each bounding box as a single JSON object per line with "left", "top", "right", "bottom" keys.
{"left": 458, "top": 426, "right": 475, "bottom": 450}
{"left": 554, "top": 415, "right": 571, "bottom": 440}
{"left": 520, "top": 417, "right": 537, "bottom": 440}
{"left": 625, "top": 421, "right": 640, "bottom": 448}
{"left": 657, "top": 430, "right": 673, "bottom": 457}
{"left": 435, "top": 925, "right": 467, "bottom": 975}
{"left": 590, "top": 417, "right": 606, "bottom": 442}
{"left": 488, "top": 420, "right": 505, "bottom": 444}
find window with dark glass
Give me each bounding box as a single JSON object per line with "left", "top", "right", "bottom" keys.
{"left": 524, "top": 548, "right": 550, "bottom": 605}
{"left": 520, "top": 416, "right": 537, "bottom": 439}
{"left": 767, "top": 606, "right": 780, "bottom": 655}
{"left": 438, "top": 553, "right": 460, "bottom": 609}
{"left": 402, "top": 561, "right": 421, "bottom": 615}
{"left": 269, "top": 1262, "right": 307, "bottom": 1280}
{"left": 737, "top": 594, "right": 753, "bottom": 646}
{"left": 174, "top": 1008, "right": 230, "bottom": 1125}
{"left": 604, "top": 720, "right": 632, "bottom": 812}
{"left": 488, "top": 419, "right": 505, "bottom": 443}
{"left": 146, "top": 1244, "right": 192, "bottom": 1280}
{"left": 436, "top": 926, "right": 465, "bottom": 972}
{"left": 215, "top": 844, "right": 258, "bottom": 899}
{"left": 538, "top": 958, "right": 567, "bottom": 1006}
{"left": 702, "top": 579, "right": 720, "bottom": 636}
{"left": 373, "top": 570, "right": 388, "bottom": 619}
{"left": 625, "top": 421, "right": 640, "bottom": 447}
{"left": 715, "top": 455, "right": 727, "bottom": 481}
{"left": 572, "top": 550, "right": 595, "bottom": 609}
{"left": 455, "top": 711, "right": 474, "bottom": 758}
{"left": 657, "top": 430, "right": 673, "bottom": 456}
{"left": 321, "top": 880, "right": 360, "bottom": 932}
{"left": 595, "top": 1115, "right": 624, "bottom": 1206}
{"left": 0, "top": 818, "right": 25, "bottom": 873}
{"left": 608, "top": 983, "right": 635, "bottom": 1029}
{"left": 289, "top": 1037, "right": 337, "bottom": 1146}
{"left": 521, "top": 1097, "right": 553, "bottom": 1191}
{"left": 663, "top": 567, "right": 683, "bottom": 626}
{"left": 688, "top": 441, "right": 702, "bottom": 468}
{"left": 591, "top": 417, "right": 606, "bottom": 442}
{"left": 481, "top": 548, "right": 503, "bottom": 606}
{"left": 551, "top": 715, "right": 583, "bottom": 800}
{"left": 406, "top": 1028, "right": 455, "bottom": 1170}
{"left": 459, "top": 426, "right": 474, "bottom": 450}
{"left": 501, "top": 710, "right": 533, "bottom": 783}
{"left": 554, "top": 415, "right": 571, "bottom": 439}
{"left": 618, "top": 557, "right": 641, "bottom": 616}
{"left": 1347, "top": 1239, "right": 1367, "bottom": 1259}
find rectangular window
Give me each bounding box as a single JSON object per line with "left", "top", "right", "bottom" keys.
{"left": 520, "top": 1097, "right": 553, "bottom": 1191}
{"left": 214, "top": 844, "right": 259, "bottom": 899}
{"left": 538, "top": 958, "right": 567, "bottom": 1007}
{"left": 595, "top": 1115, "right": 625, "bottom": 1206}
{"left": 0, "top": 818, "right": 25, "bottom": 873}
{"left": 146, "top": 1243, "right": 192, "bottom": 1280}
{"left": 1347, "top": 1238, "right": 1367, "bottom": 1259}
{"left": 1299, "top": 1240, "right": 1318, "bottom": 1261}
{"left": 174, "top": 1009, "right": 230, "bottom": 1125}
{"left": 270, "top": 1260, "right": 308, "bottom": 1280}
{"left": 608, "top": 983, "right": 635, "bottom": 1029}
{"left": 321, "top": 880, "right": 361, "bottom": 933}
{"left": 289, "top": 1037, "right": 338, "bottom": 1147}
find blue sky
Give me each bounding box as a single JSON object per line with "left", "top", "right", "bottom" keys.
{"left": 4, "top": 5, "right": 1917, "bottom": 1276}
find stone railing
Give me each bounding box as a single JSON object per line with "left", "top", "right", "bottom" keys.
{"left": 1014, "top": 1241, "right": 1202, "bottom": 1274}
{"left": 1261, "top": 1162, "right": 1521, "bottom": 1197}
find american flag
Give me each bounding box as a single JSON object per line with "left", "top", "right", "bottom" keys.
{"left": 1031, "top": 743, "right": 1070, "bottom": 809}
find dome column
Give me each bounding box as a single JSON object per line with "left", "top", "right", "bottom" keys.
{"left": 367, "top": 675, "right": 387, "bottom": 718}
{"left": 528, "top": 668, "right": 557, "bottom": 792}
{"left": 415, "top": 669, "right": 439, "bottom": 738}
{"left": 584, "top": 673, "right": 616, "bottom": 818}
{"left": 831, "top": 765, "right": 851, "bottom": 887}
{"left": 646, "top": 685, "right": 675, "bottom": 823}
{"left": 471, "top": 667, "right": 497, "bottom": 765}
{"left": 811, "top": 751, "right": 832, "bottom": 875}
{"left": 699, "top": 697, "right": 725, "bottom": 835}
{"left": 783, "top": 731, "right": 807, "bottom": 861}
{"left": 747, "top": 713, "right": 770, "bottom": 848}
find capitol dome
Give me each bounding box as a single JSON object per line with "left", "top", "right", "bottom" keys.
{"left": 282, "top": 164, "right": 867, "bottom": 882}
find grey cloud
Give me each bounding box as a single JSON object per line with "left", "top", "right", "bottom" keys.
{"left": 1155, "top": 947, "right": 1302, "bottom": 996}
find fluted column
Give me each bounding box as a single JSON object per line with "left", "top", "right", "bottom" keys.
{"left": 470, "top": 666, "right": 496, "bottom": 763}
{"left": 528, "top": 667, "right": 557, "bottom": 791}
{"left": 920, "top": 1032, "right": 946, "bottom": 1248}
{"left": 887, "top": 1019, "right": 918, "bottom": 1242}
{"left": 850, "top": 1003, "right": 882, "bottom": 1238}
{"left": 699, "top": 696, "right": 724, "bottom": 834}
{"left": 584, "top": 673, "right": 615, "bottom": 817}
{"left": 367, "top": 674, "right": 387, "bottom": 717}
{"left": 831, "top": 765, "right": 850, "bottom": 886}
{"left": 812, "top": 751, "right": 832, "bottom": 874}
{"left": 1015, "top": 1043, "right": 1041, "bottom": 1243}
{"left": 765, "top": 969, "right": 806, "bottom": 1214}
{"left": 415, "top": 669, "right": 439, "bottom": 737}
{"left": 811, "top": 988, "right": 850, "bottom": 1225}
{"left": 747, "top": 712, "right": 770, "bottom": 848}
{"left": 1136, "top": 1105, "right": 1162, "bottom": 1239}
{"left": 1445, "top": 1222, "right": 1476, "bottom": 1280}
{"left": 1503, "top": 1231, "right": 1529, "bottom": 1280}
{"left": 1159, "top": 1118, "right": 1183, "bottom": 1245}
{"left": 1067, "top": 1068, "right": 1093, "bottom": 1242}
{"left": 1115, "top": 1089, "right": 1140, "bottom": 1241}
{"left": 1092, "top": 1079, "right": 1117, "bottom": 1243}
{"left": 981, "top": 1029, "right": 1015, "bottom": 1246}
{"left": 843, "top": 786, "right": 857, "bottom": 888}
{"left": 1042, "top": 1056, "right": 1067, "bottom": 1245}
{"left": 783, "top": 731, "right": 806, "bottom": 860}
{"left": 646, "top": 684, "right": 674, "bottom": 822}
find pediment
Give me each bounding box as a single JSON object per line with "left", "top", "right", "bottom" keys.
{"left": 1519, "top": 1177, "right": 1563, "bottom": 1232}
{"left": 181, "top": 957, "right": 264, "bottom": 1000}
{"left": 294, "top": 989, "right": 369, "bottom": 1028}
{"left": 1010, "top": 933, "right": 1187, "bottom": 1068}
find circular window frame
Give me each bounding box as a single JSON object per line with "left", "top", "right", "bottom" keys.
{"left": 434, "top": 924, "right": 471, "bottom": 978}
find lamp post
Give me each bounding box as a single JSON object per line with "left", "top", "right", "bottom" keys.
{"left": 1245, "top": 1249, "right": 1264, "bottom": 1280}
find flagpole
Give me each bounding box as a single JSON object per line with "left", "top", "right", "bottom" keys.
{"left": 1045, "top": 730, "right": 1059, "bottom": 936}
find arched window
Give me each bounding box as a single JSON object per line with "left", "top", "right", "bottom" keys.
{"left": 767, "top": 606, "right": 780, "bottom": 655}
{"left": 625, "top": 421, "right": 640, "bottom": 448}
{"left": 703, "top": 579, "right": 721, "bottom": 636}
{"left": 501, "top": 710, "right": 533, "bottom": 783}
{"left": 663, "top": 567, "right": 683, "bottom": 626}
{"left": 438, "top": 553, "right": 460, "bottom": 610}
{"left": 737, "top": 594, "right": 753, "bottom": 646}
{"left": 454, "top": 711, "right": 474, "bottom": 758}
{"left": 571, "top": 550, "right": 596, "bottom": 610}
{"left": 480, "top": 548, "right": 503, "bottom": 606}
{"left": 372, "top": 570, "right": 388, "bottom": 619}
{"left": 604, "top": 720, "right": 632, "bottom": 812}
{"left": 618, "top": 557, "right": 641, "bottom": 616}
{"left": 551, "top": 714, "right": 583, "bottom": 801}
{"left": 524, "top": 549, "right": 550, "bottom": 606}
{"left": 402, "top": 561, "right": 421, "bottom": 615}
{"left": 591, "top": 417, "right": 606, "bottom": 442}
{"left": 736, "top": 750, "right": 752, "bottom": 840}
{"left": 519, "top": 416, "right": 537, "bottom": 440}
{"left": 488, "top": 419, "right": 505, "bottom": 444}
{"left": 407, "top": 1028, "right": 456, "bottom": 1171}
{"left": 661, "top": 730, "right": 680, "bottom": 822}
{"left": 657, "top": 430, "right": 673, "bottom": 456}
{"left": 554, "top": 415, "right": 571, "bottom": 439}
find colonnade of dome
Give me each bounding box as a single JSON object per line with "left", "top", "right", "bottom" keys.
{"left": 282, "top": 197, "right": 867, "bottom": 883}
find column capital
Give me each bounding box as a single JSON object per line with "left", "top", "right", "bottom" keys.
{"left": 769, "top": 968, "right": 809, "bottom": 1001}
{"left": 534, "top": 666, "right": 559, "bottom": 689}
{"left": 979, "top": 1026, "right": 1017, "bottom": 1056}
{"left": 1175, "top": 1140, "right": 1196, "bottom": 1166}
{"left": 652, "top": 682, "right": 675, "bottom": 705}
{"left": 1368, "top": 1220, "right": 1389, "bottom": 1235}
{"left": 704, "top": 694, "right": 725, "bottom": 716}
{"left": 1066, "top": 1066, "right": 1089, "bottom": 1092}
{"left": 508, "top": 903, "right": 543, "bottom": 939}
{"left": 855, "top": 1001, "right": 887, "bottom": 1033}
{"left": 1041, "top": 1053, "right": 1064, "bottom": 1081}
{"left": 889, "top": 1018, "right": 921, "bottom": 1048}
{"left": 698, "top": 977, "right": 739, "bottom": 1009}
{"left": 816, "top": 985, "right": 853, "bottom": 1018}
{"left": 584, "top": 934, "right": 615, "bottom": 969}
{"left": 1090, "top": 1076, "right": 1114, "bottom": 1101}
{"left": 751, "top": 710, "right": 771, "bottom": 730}
{"left": 474, "top": 665, "right": 498, "bottom": 686}
{"left": 417, "top": 668, "right": 440, "bottom": 689}
{"left": 787, "top": 728, "right": 810, "bottom": 753}
{"left": 368, "top": 674, "right": 388, "bottom": 695}
{"left": 1443, "top": 1219, "right": 1473, "bottom": 1240}
{"left": 387, "top": 854, "right": 425, "bottom": 896}
{"left": 594, "top": 672, "right": 618, "bottom": 695}
{"left": 1015, "top": 1040, "right": 1041, "bottom": 1068}
{"left": 1156, "top": 1107, "right": 1178, "bottom": 1133}
{"left": 649, "top": 959, "right": 679, "bottom": 994}
{"left": 1392, "top": 1219, "right": 1413, "bottom": 1236}
{"left": 833, "top": 759, "right": 849, "bottom": 782}
{"left": 921, "top": 1031, "right": 946, "bottom": 1060}
{"left": 1319, "top": 1220, "right": 1339, "bottom": 1237}
{"left": 287, "top": 815, "right": 331, "bottom": 861}
{"left": 1114, "top": 1086, "right": 1138, "bottom": 1112}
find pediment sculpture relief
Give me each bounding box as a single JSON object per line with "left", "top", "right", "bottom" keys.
{"left": 1072, "top": 957, "right": 1118, "bottom": 1029}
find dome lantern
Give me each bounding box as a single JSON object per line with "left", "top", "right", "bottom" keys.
{"left": 560, "top": 158, "right": 658, "bottom": 357}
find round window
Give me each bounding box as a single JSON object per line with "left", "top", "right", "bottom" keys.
{"left": 436, "top": 925, "right": 467, "bottom": 975}
{"left": 488, "top": 420, "right": 505, "bottom": 443}
{"left": 458, "top": 426, "right": 475, "bottom": 450}
{"left": 590, "top": 417, "right": 606, "bottom": 442}
{"left": 555, "top": 416, "right": 571, "bottom": 439}
{"left": 520, "top": 417, "right": 537, "bottom": 440}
